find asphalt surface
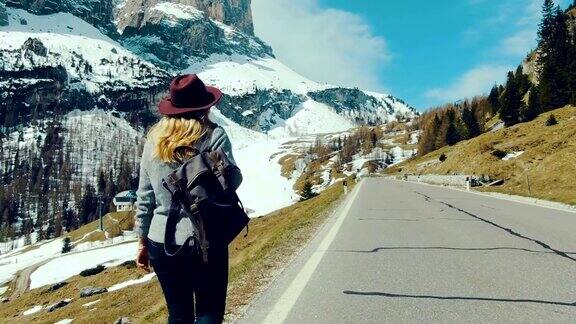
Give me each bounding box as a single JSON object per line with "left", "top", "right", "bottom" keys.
{"left": 238, "top": 178, "right": 576, "bottom": 323}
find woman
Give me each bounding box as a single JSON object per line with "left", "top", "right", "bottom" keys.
{"left": 134, "top": 74, "right": 237, "bottom": 324}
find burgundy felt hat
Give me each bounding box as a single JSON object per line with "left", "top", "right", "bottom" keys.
{"left": 158, "top": 74, "right": 222, "bottom": 116}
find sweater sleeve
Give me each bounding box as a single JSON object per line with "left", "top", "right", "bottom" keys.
{"left": 210, "top": 126, "right": 238, "bottom": 166}
{"left": 134, "top": 141, "right": 156, "bottom": 238}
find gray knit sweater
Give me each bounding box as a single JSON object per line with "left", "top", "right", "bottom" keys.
{"left": 134, "top": 126, "right": 237, "bottom": 243}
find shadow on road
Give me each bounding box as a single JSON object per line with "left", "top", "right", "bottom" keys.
{"left": 342, "top": 290, "right": 576, "bottom": 307}
{"left": 358, "top": 217, "right": 477, "bottom": 222}
{"left": 329, "top": 246, "right": 576, "bottom": 255}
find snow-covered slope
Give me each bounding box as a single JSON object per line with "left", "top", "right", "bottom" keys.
{"left": 188, "top": 53, "right": 416, "bottom": 134}
{"left": 1, "top": 8, "right": 169, "bottom": 93}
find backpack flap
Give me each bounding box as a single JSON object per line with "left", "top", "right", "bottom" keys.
{"left": 207, "top": 147, "right": 243, "bottom": 193}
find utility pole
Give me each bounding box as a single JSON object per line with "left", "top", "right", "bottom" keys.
{"left": 98, "top": 195, "right": 103, "bottom": 231}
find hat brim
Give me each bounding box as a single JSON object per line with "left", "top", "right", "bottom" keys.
{"left": 158, "top": 86, "right": 222, "bottom": 116}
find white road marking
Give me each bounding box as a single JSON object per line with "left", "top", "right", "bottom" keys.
{"left": 263, "top": 179, "right": 365, "bottom": 324}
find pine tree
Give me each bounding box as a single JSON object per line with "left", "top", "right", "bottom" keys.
{"left": 299, "top": 181, "right": 318, "bottom": 201}
{"left": 78, "top": 184, "right": 97, "bottom": 225}
{"left": 61, "top": 237, "right": 71, "bottom": 254}
{"left": 500, "top": 71, "right": 522, "bottom": 126}
{"left": 523, "top": 86, "right": 542, "bottom": 121}
{"left": 445, "top": 110, "right": 461, "bottom": 146}
{"left": 537, "top": 5, "right": 571, "bottom": 110}
{"left": 546, "top": 114, "right": 558, "bottom": 126}
{"left": 418, "top": 114, "right": 441, "bottom": 156}
{"left": 514, "top": 65, "right": 531, "bottom": 95}
{"left": 97, "top": 169, "right": 106, "bottom": 195}
{"left": 488, "top": 85, "right": 500, "bottom": 114}
{"left": 462, "top": 107, "right": 481, "bottom": 139}
{"left": 568, "top": 23, "right": 576, "bottom": 104}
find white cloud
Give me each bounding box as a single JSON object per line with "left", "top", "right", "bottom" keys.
{"left": 431, "top": 0, "right": 556, "bottom": 106}
{"left": 499, "top": 29, "right": 537, "bottom": 56}
{"left": 251, "top": 0, "right": 390, "bottom": 91}
{"left": 425, "top": 65, "right": 510, "bottom": 103}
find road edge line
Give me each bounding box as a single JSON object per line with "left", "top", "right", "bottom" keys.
{"left": 262, "top": 179, "right": 365, "bottom": 324}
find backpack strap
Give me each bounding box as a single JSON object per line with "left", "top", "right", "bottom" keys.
{"left": 172, "top": 123, "right": 217, "bottom": 165}
{"left": 196, "top": 123, "right": 217, "bottom": 153}
{"left": 162, "top": 179, "right": 194, "bottom": 257}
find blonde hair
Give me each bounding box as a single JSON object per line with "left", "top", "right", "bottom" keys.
{"left": 147, "top": 114, "right": 208, "bottom": 163}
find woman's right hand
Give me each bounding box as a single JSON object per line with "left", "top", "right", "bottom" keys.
{"left": 136, "top": 238, "right": 151, "bottom": 272}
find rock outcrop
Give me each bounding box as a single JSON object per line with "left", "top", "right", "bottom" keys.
{"left": 218, "top": 89, "right": 305, "bottom": 131}
{"left": 0, "top": 1, "right": 8, "bottom": 26}
{"left": 6, "top": 0, "right": 117, "bottom": 36}
{"left": 80, "top": 287, "right": 108, "bottom": 298}
{"left": 116, "top": 0, "right": 254, "bottom": 35}
{"left": 48, "top": 299, "right": 72, "bottom": 312}
{"left": 118, "top": 1, "right": 272, "bottom": 69}
{"left": 308, "top": 88, "right": 416, "bottom": 125}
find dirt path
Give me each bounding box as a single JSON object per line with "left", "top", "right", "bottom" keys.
{"left": 9, "top": 259, "right": 51, "bottom": 300}
{"left": 6, "top": 239, "right": 138, "bottom": 300}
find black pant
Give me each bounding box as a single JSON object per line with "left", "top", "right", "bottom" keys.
{"left": 148, "top": 239, "right": 229, "bottom": 324}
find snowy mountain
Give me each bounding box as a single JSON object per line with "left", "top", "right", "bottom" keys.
{"left": 0, "top": 0, "right": 416, "bottom": 242}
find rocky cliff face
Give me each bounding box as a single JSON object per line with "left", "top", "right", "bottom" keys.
{"left": 6, "top": 0, "right": 117, "bottom": 36}
{"left": 0, "top": 32, "right": 171, "bottom": 129}
{"left": 218, "top": 89, "right": 305, "bottom": 131}
{"left": 308, "top": 88, "right": 415, "bottom": 124}
{"left": 116, "top": 0, "right": 254, "bottom": 35}
{"left": 0, "top": 2, "right": 8, "bottom": 26}
{"left": 117, "top": 0, "right": 271, "bottom": 69}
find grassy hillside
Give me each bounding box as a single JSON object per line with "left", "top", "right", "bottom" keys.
{"left": 386, "top": 106, "right": 576, "bottom": 205}
{"left": 67, "top": 211, "right": 135, "bottom": 243}
{"left": 0, "top": 180, "right": 353, "bottom": 323}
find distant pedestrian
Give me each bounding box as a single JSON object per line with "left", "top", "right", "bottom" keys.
{"left": 343, "top": 179, "right": 348, "bottom": 194}
{"left": 134, "top": 74, "right": 240, "bottom": 324}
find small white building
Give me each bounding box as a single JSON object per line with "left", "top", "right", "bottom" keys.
{"left": 113, "top": 190, "right": 137, "bottom": 212}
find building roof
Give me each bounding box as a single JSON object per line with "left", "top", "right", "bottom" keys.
{"left": 113, "top": 190, "right": 137, "bottom": 205}
{"left": 115, "top": 190, "right": 137, "bottom": 199}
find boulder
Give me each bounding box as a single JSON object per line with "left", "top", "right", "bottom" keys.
{"left": 48, "top": 299, "right": 71, "bottom": 312}
{"left": 45, "top": 281, "right": 68, "bottom": 293}
{"left": 80, "top": 287, "right": 108, "bottom": 298}
{"left": 114, "top": 317, "right": 133, "bottom": 324}
{"left": 79, "top": 265, "right": 105, "bottom": 277}
{"left": 21, "top": 38, "right": 48, "bottom": 57}
{"left": 119, "top": 260, "right": 137, "bottom": 269}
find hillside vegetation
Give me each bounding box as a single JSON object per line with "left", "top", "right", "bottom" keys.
{"left": 386, "top": 106, "right": 576, "bottom": 205}
{"left": 0, "top": 180, "right": 352, "bottom": 323}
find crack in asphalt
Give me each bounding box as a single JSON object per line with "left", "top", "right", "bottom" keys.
{"left": 414, "top": 191, "right": 576, "bottom": 263}
{"left": 343, "top": 290, "right": 576, "bottom": 307}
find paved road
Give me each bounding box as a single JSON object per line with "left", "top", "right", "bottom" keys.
{"left": 239, "top": 178, "right": 576, "bottom": 323}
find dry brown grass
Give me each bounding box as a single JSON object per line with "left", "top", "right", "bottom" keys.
{"left": 0, "top": 181, "right": 351, "bottom": 323}
{"left": 386, "top": 106, "right": 576, "bottom": 204}
{"left": 278, "top": 154, "right": 301, "bottom": 178}
{"left": 68, "top": 212, "right": 135, "bottom": 243}
{"left": 292, "top": 158, "right": 330, "bottom": 193}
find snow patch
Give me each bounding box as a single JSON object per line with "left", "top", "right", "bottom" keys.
{"left": 22, "top": 305, "right": 43, "bottom": 316}
{"left": 29, "top": 241, "right": 138, "bottom": 289}
{"left": 502, "top": 151, "right": 524, "bottom": 161}
{"left": 152, "top": 2, "right": 204, "bottom": 21}
{"left": 54, "top": 319, "right": 74, "bottom": 324}
{"left": 108, "top": 273, "right": 156, "bottom": 292}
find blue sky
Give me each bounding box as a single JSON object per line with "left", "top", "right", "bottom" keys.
{"left": 252, "top": 0, "right": 571, "bottom": 111}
